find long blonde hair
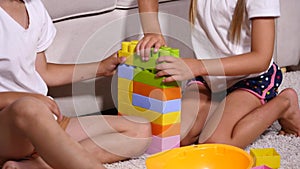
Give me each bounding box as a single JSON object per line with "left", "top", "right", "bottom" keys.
{"left": 189, "top": 0, "right": 246, "bottom": 43}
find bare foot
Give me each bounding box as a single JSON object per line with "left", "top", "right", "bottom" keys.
{"left": 278, "top": 88, "right": 300, "bottom": 136}
{"left": 2, "top": 156, "right": 52, "bottom": 169}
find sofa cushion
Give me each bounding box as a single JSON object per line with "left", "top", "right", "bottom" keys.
{"left": 42, "top": 0, "right": 117, "bottom": 21}
{"left": 116, "top": 0, "right": 178, "bottom": 9}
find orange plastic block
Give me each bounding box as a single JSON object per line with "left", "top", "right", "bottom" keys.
{"left": 152, "top": 123, "right": 180, "bottom": 137}
{"left": 133, "top": 81, "right": 181, "bottom": 101}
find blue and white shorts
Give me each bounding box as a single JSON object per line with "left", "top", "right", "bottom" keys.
{"left": 189, "top": 63, "right": 283, "bottom": 104}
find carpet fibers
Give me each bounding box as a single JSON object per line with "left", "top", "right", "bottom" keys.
{"left": 104, "top": 71, "right": 300, "bottom": 169}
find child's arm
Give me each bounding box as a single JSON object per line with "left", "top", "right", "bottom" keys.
{"left": 137, "top": 0, "right": 166, "bottom": 60}
{"left": 35, "top": 52, "right": 126, "bottom": 87}
{"left": 156, "top": 17, "right": 276, "bottom": 82}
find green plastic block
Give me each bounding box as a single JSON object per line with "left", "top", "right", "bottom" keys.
{"left": 132, "top": 47, "right": 179, "bottom": 69}
{"left": 159, "top": 47, "right": 179, "bottom": 58}
{"left": 133, "top": 68, "right": 180, "bottom": 88}
{"left": 133, "top": 51, "right": 158, "bottom": 69}
{"left": 159, "top": 48, "right": 170, "bottom": 57}
{"left": 170, "top": 49, "right": 180, "bottom": 58}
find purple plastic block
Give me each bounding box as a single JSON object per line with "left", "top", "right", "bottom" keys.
{"left": 132, "top": 93, "right": 181, "bottom": 114}
{"left": 117, "top": 64, "right": 134, "bottom": 80}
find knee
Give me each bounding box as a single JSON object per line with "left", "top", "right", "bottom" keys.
{"left": 280, "top": 95, "right": 291, "bottom": 110}
{"left": 9, "top": 97, "right": 47, "bottom": 130}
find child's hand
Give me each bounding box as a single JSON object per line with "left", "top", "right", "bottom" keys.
{"left": 156, "top": 56, "right": 202, "bottom": 83}
{"left": 136, "top": 33, "right": 166, "bottom": 61}
{"left": 97, "top": 53, "right": 126, "bottom": 77}
{"left": 31, "top": 94, "right": 62, "bottom": 121}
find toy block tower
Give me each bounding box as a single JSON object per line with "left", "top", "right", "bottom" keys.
{"left": 250, "top": 148, "right": 280, "bottom": 169}
{"left": 117, "top": 40, "right": 181, "bottom": 154}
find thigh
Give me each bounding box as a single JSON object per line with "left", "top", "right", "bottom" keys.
{"left": 204, "top": 89, "right": 261, "bottom": 142}
{"left": 65, "top": 115, "right": 149, "bottom": 142}
{"left": 181, "top": 83, "right": 215, "bottom": 139}
{"left": 0, "top": 107, "right": 35, "bottom": 161}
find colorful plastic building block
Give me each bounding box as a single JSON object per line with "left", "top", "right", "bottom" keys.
{"left": 117, "top": 40, "right": 181, "bottom": 154}
{"left": 250, "top": 148, "right": 280, "bottom": 169}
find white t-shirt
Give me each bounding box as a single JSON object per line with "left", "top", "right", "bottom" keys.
{"left": 192, "top": 0, "right": 280, "bottom": 92}
{"left": 0, "top": 0, "right": 56, "bottom": 95}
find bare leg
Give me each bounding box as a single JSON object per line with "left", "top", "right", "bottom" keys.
{"left": 205, "top": 88, "right": 300, "bottom": 148}
{"left": 65, "top": 115, "right": 152, "bottom": 163}
{"left": 180, "top": 84, "right": 214, "bottom": 146}
{"left": 2, "top": 115, "right": 152, "bottom": 169}
{"left": 2, "top": 108, "right": 152, "bottom": 169}
{"left": 0, "top": 97, "right": 106, "bottom": 169}
{"left": 2, "top": 156, "right": 51, "bottom": 169}
{"left": 277, "top": 88, "right": 300, "bottom": 136}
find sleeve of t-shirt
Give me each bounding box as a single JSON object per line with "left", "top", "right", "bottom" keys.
{"left": 246, "top": 0, "right": 280, "bottom": 19}
{"left": 36, "top": 1, "right": 56, "bottom": 53}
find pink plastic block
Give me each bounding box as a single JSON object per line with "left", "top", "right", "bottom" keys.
{"left": 146, "top": 135, "right": 180, "bottom": 154}
{"left": 252, "top": 165, "right": 272, "bottom": 169}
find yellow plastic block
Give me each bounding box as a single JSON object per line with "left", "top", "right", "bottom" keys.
{"left": 250, "top": 148, "right": 280, "bottom": 169}
{"left": 118, "top": 89, "right": 132, "bottom": 104}
{"left": 118, "top": 50, "right": 130, "bottom": 57}
{"left": 118, "top": 77, "right": 133, "bottom": 92}
{"left": 119, "top": 103, "right": 180, "bottom": 125}
{"left": 121, "top": 41, "right": 131, "bottom": 52}
{"left": 118, "top": 103, "right": 161, "bottom": 122}
{"left": 152, "top": 111, "right": 180, "bottom": 125}
{"left": 118, "top": 50, "right": 133, "bottom": 65}
{"left": 130, "top": 40, "right": 139, "bottom": 45}
{"left": 129, "top": 44, "right": 136, "bottom": 54}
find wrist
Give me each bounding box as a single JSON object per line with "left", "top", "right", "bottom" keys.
{"left": 196, "top": 59, "right": 207, "bottom": 77}
{"left": 96, "top": 61, "right": 105, "bottom": 77}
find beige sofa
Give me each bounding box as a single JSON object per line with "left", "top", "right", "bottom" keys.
{"left": 275, "top": 0, "right": 300, "bottom": 68}
{"left": 43, "top": 0, "right": 300, "bottom": 116}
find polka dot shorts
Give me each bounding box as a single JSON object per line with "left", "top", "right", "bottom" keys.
{"left": 228, "top": 63, "right": 282, "bottom": 104}
{"left": 192, "top": 63, "right": 283, "bottom": 104}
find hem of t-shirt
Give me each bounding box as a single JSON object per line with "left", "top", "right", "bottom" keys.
{"left": 36, "top": 28, "right": 57, "bottom": 53}
{"left": 248, "top": 10, "right": 280, "bottom": 19}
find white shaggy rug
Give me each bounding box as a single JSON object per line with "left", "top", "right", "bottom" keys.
{"left": 104, "top": 71, "right": 300, "bottom": 169}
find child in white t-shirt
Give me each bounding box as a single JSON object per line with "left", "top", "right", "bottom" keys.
{"left": 0, "top": 0, "right": 151, "bottom": 168}
{"left": 137, "top": 0, "right": 300, "bottom": 148}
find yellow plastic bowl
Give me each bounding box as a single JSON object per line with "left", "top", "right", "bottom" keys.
{"left": 146, "top": 144, "right": 253, "bottom": 169}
